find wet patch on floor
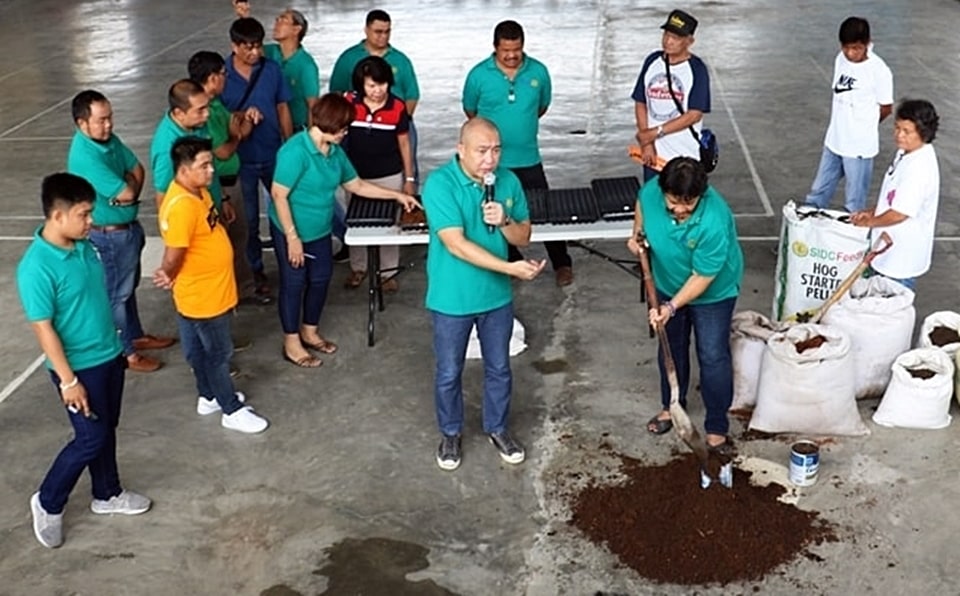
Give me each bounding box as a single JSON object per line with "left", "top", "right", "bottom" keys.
{"left": 533, "top": 358, "right": 569, "bottom": 375}
{"left": 313, "top": 537, "right": 457, "bottom": 595}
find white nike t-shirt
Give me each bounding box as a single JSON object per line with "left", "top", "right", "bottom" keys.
{"left": 870, "top": 143, "right": 940, "bottom": 279}
{"left": 823, "top": 49, "right": 894, "bottom": 158}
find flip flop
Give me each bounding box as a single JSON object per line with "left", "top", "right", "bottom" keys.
{"left": 647, "top": 414, "right": 673, "bottom": 435}
{"left": 282, "top": 350, "right": 322, "bottom": 368}
{"left": 301, "top": 338, "right": 338, "bottom": 354}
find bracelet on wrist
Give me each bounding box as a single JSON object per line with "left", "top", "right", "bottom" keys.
{"left": 285, "top": 225, "right": 297, "bottom": 236}
{"left": 405, "top": 176, "right": 416, "bottom": 183}
{"left": 666, "top": 301, "right": 677, "bottom": 317}
{"left": 59, "top": 376, "right": 79, "bottom": 390}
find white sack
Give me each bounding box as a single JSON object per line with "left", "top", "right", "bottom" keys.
{"left": 466, "top": 317, "right": 527, "bottom": 359}
{"left": 822, "top": 276, "right": 916, "bottom": 398}
{"left": 873, "top": 348, "right": 953, "bottom": 429}
{"left": 730, "top": 311, "right": 779, "bottom": 410}
{"left": 772, "top": 201, "right": 871, "bottom": 321}
{"left": 918, "top": 311, "right": 960, "bottom": 356}
{"left": 751, "top": 323, "right": 869, "bottom": 436}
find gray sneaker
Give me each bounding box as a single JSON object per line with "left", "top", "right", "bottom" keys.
{"left": 489, "top": 431, "right": 525, "bottom": 464}
{"left": 91, "top": 490, "right": 152, "bottom": 515}
{"left": 30, "top": 492, "right": 63, "bottom": 548}
{"left": 436, "top": 434, "right": 462, "bottom": 471}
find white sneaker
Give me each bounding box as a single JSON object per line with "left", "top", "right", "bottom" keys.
{"left": 197, "top": 391, "right": 247, "bottom": 415}
{"left": 91, "top": 490, "right": 152, "bottom": 515}
{"left": 221, "top": 406, "right": 268, "bottom": 434}
{"left": 30, "top": 492, "right": 63, "bottom": 548}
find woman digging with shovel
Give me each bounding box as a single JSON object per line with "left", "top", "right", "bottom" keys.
{"left": 627, "top": 157, "right": 744, "bottom": 456}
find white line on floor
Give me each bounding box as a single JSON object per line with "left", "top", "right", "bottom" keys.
{"left": 710, "top": 65, "right": 773, "bottom": 216}
{"left": 0, "top": 355, "right": 44, "bottom": 405}
{"left": 808, "top": 55, "right": 830, "bottom": 83}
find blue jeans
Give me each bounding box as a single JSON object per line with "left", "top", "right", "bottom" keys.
{"left": 239, "top": 160, "right": 276, "bottom": 273}
{"left": 805, "top": 146, "right": 874, "bottom": 212}
{"left": 656, "top": 293, "right": 737, "bottom": 436}
{"left": 176, "top": 311, "right": 241, "bottom": 414}
{"left": 332, "top": 201, "right": 346, "bottom": 245}
{"left": 431, "top": 302, "right": 514, "bottom": 436}
{"left": 270, "top": 224, "right": 333, "bottom": 334}
{"left": 868, "top": 267, "right": 917, "bottom": 291}
{"left": 89, "top": 222, "right": 145, "bottom": 356}
{"left": 409, "top": 118, "right": 420, "bottom": 184}
{"left": 40, "top": 354, "right": 126, "bottom": 514}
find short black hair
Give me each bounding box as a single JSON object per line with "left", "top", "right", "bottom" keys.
{"left": 366, "top": 9, "right": 390, "bottom": 26}
{"left": 838, "top": 17, "right": 870, "bottom": 45}
{"left": 230, "top": 17, "right": 265, "bottom": 45}
{"left": 170, "top": 136, "right": 213, "bottom": 172}
{"left": 188, "top": 51, "right": 225, "bottom": 86}
{"left": 658, "top": 157, "right": 708, "bottom": 201}
{"left": 896, "top": 99, "right": 939, "bottom": 143}
{"left": 352, "top": 56, "right": 394, "bottom": 94}
{"left": 168, "top": 79, "right": 205, "bottom": 113}
{"left": 71, "top": 89, "right": 108, "bottom": 124}
{"left": 494, "top": 20, "right": 524, "bottom": 46}
{"left": 41, "top": 173, "right": 95, "bottom": 219}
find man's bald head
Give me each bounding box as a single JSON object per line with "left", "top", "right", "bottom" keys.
{"left": 457, "top": 117, "right": 502, "bottom": 182}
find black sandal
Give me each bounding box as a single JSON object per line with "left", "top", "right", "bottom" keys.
{"left": 647, "top": 414, "right": 673, "bottom": 435}
{"left": 707, "top": 437, "right": 736, "bottom": 457}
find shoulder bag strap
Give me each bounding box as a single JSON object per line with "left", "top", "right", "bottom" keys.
{"left": 236, "top": 58, "right": 265, "bottom": 110}
{"left": 662, "top": 55, "right": 701, "bottom": 144}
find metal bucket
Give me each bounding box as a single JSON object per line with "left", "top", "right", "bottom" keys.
{"left": 788, "top": 440, "right": 820, "bottom": 486}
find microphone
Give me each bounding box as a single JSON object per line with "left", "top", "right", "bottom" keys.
{"left": 483, "top": 172, "right": 496, "bottom": 233}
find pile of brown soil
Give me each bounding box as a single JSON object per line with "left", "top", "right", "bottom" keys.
{"left": 398, "top": 207, "right": 427, "bottom": 229}
{"left": 794, "top": 335, "right": 827, "bottom": 354}
{"left": 569, "top": 453, "right": 837, "bottom": 585}
{"left": 907, "top": 368, "right": 936, "bottom": 380}
{"left": 928, "top": 326, "right": 960, "bottom": 347}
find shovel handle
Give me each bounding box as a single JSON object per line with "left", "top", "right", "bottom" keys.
{"left": 636, "top": 237, "right": 678, "bottom": 374}
{"left": 809, "top": 231, "right": 893, "bottom": 324}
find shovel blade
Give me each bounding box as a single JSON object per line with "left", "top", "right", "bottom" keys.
{"left": 669, "top": 400, "right": 710, "bottom": 465}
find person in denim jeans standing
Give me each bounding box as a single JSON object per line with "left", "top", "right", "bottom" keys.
{"left": 67, "top": 90, "right": 176, "bottom": 373}
{"left": 154, "top": 137, "right": 268, "bottom": 434}
{"left": 422, "top": 117, "right": 546, "bottom": 471}
{"left": 627, "top": 157, "right": 743, "bottom": 454}
{"left": 18, "top": 173, "right": 151, "bottom": 548}
{"left": 270, "top": 94, "right": 418, "bottom": 368}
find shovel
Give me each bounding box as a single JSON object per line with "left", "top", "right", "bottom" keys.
{"left": 794, "top": 231, "right": 894, "bottom": 324}
{"left": 635, "top": 235, "right": 730, "bottom": 488}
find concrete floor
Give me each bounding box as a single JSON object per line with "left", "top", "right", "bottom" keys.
{"left": 1, "top": 0, "right": 960, "bottom": 594}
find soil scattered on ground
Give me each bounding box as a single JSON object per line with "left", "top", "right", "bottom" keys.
{"left": 928, "top": 326, "right": 960, "bottom": 347}
{"left": 569, "top": 452, "right": 837, "bottom": 585}
{"left": 794, "top": 335, "right": 827, "bottom": 354}
{"left": 907, "top": 368, "right": 936, "bottom": 380}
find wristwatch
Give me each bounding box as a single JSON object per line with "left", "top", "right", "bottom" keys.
{"left": 656, "top": 125, "right": 665, "bottom": 139}
{"left": 500, "top": 216, "right": 511, "bottom": 228}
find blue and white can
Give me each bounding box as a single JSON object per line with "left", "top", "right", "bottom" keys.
{"left": 788, "top": 440, "right": 820, "bottom": 486}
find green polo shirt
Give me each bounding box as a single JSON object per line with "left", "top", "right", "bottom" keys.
{"left": 462, "top": 54, "right": 552, "bottom": 168}
{"left": 264, "top": 44, "right": 320, "bottom": 130}
{"left": 423, "top": 157, "right": 530, "bottom": 316}
{"left": 329, "top": 41, "right": 420, "bottom": 102}
{"left": 639, "top": 181, "right": 743, "bottom": 304}
{"left": 270, "top": 131, "right": 358, "bottom": 242}
{"left": 149, "top": 112, "right": 223, "bottom": 207}
{"left": 17, "top": 228, "right": 122, "bottom": 371}
{"left": 207, "top": 97, "right": 240, "bottom": 177}
{"left": 66, "top": 131, "right": 141, "bottom": 226}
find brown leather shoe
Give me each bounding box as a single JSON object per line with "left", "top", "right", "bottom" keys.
{"left": 381, "top": 278, "right": 399, "bottom": 293}
{"left": 127, "top": 353, "right": 162, "bottom": 373}
{"left": 555, "top": 266, "right": 574, "bottom": 287}
{"left": 344, "top": 270, "right": 366, "bottom": 289}
{"left": 132, "top": 334, "right": 177, "bottom": 350}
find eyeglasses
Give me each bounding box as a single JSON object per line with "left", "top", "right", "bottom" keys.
{"left": 207, "top": 205, "right": 221, "bottom": 230}
{"left": 237, "top": 41, "right": 263, "bottom": 52}
{"left": 507, "top": 83, "right": 516, "bottom": 103}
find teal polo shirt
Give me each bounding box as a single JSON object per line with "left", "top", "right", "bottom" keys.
{"left": 66, "top": 131, "right": 141, "bottom": 226}
{"left": 264, "top": 44, "right": 320, "bottom": 130}
{"left": 423, "top": 157, "right": 530, "bottom": 316}
{"left": 639, "top": 181, "right": 744, "bottom": 304}
{"left": 208, "top": 97, "right": 240, "bottom": 177}
{"left": 17, "top": 228, "right": 122, "bottom": 371}
{"left": 270, "top": 131, "right": 358, "bottom": 242}
{"left": 462, "top": 54, "right": 552, "bottom": 168}
{"left": 149, "top": 112, "right": 223, "bottom": 207}
{"left": 329, "top": 42, "right": 420, "bottom": 103}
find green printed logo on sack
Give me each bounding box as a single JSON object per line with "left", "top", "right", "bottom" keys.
{"left": 791, "top": 240, "right": 864, "bottom": 263}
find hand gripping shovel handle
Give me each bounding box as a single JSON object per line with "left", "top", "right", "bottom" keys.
{"left": 808, "top": 231, "right": 893, "bottom": 325}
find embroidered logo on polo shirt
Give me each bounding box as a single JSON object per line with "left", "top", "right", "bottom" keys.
{"left": 687, "top": 239, "right": 697, "bottom": 249}
{"left": 505, "top": 197, "right": 515, "bottom": 209}
{"left": 531, "top": 79, "right": 539, "bottom": 88}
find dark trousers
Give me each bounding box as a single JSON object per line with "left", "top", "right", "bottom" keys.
{"left": 40, "top": 355, "right": 126, "bottom": 514}
{"left": 239, "top": 159, "right": 276, "bottom": 274}
{"left": 508, "top": 163, "right": 572, "bottom": 270}
{"left": 270, "top": 224, "right": 333, "bottom": 334}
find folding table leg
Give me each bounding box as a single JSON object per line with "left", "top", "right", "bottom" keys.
{"left": 366, "top": 246, "right": 377, "bottom": 346}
